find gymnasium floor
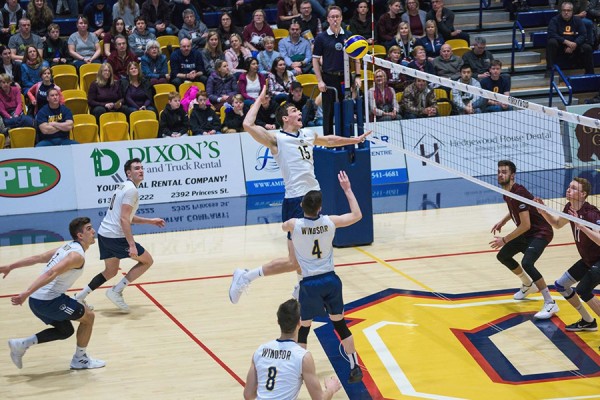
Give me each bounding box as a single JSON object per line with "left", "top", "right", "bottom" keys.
{"left": 2, "top": 170, "right": 600, "bottom": 399}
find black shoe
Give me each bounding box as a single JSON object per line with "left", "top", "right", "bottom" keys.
{"left": 348, "top": 365, "right": 363, "bottom": 384}
{"left": 566, "top": 318, "right": 597, "bottom": 332}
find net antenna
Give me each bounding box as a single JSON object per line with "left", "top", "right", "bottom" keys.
{"left": 362, "top": 54, "right": 600, "bottom": 230}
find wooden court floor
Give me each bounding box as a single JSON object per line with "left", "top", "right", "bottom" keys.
{"left": 2, "top": 202, "right": 600, "bottom": 400}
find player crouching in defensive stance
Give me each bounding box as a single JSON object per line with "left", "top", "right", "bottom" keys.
{"left": 2, "top": 217, "right": 105, "bottom": 370}
{"left": 283, "top": 171, "right": 363, "bottom": 384}
{"left": 244, "top": 299, "right": 342, "bottom": 400}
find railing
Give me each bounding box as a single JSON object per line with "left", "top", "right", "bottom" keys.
{"left": 478, "top": 0, "right": 491, "bottom": 30}
{"left": 548, "top": 65, "right": 572, "bottom": 107}
{"left": 510, "top": 19, "right": 526, "bottom": 73}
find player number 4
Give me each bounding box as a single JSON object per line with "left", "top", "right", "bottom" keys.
{"left": 312, "top": 239, "right": 322, "bottom": 258}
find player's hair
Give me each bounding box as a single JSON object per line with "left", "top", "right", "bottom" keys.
{"left": 498, "top": 160, "right": 516, "bottom": 174}
{"left": 302, "top": 190, "right": 322, "bottom": 216}
{"left": 124, "top": 158, "right": 142, "bottom": 174}
{"left": 276, "top": 103, "right": 297, "bottom": 127}
{"left": 574, "top": 177, "right": 591, "bottom": 198}
{"left": 277, "top": 298, "right": 300, "bottom": 334}
{"left": 69, "top": 217, "right": 91, "bottom": 240}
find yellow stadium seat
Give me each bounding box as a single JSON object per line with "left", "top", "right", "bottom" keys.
{"left": 80, "top": 72, "right": 98, "bottom": 94}
{"left": 51, "top": 64, "right": 77, "bottom": 76}
{"left": 452, "top": 47, "right": 471, "bottom": 58}
{"left": 79, "top": 63, "right": 101, "bottom": 76}
{"left": 219, "top": 106, "right": 226, "bottom": 124}
{"left": 301, "top": 82, "right": 319, "bottom": 99}
{"left": 445, "top": 39, "right": 469, "bottom": 49}
{"left": 71, "top": 123, "right": 99, "bottom": 143}
{"left": 370, "top": 44, "right": 386, "bottom": 57}
{"left": 99, "top": 112, "right": 128, "bottom": 141}
{"left": 178, "top": 81, "right": 205, "bottom": 98}
{"left": 0, "top": 133, "right": 4, "bottom": 148}
{"left": 437, "top": 102, "right": 452, "bottom": 116}
{"left": 272, "top": 28, "right": 288, "bottom": 48}
{"left": 21, "top": 94, "right": 27, "bottom": 115}
{"left": 54, "top": 73, "right": 79, "bottom": 90}
{"left": 154, "top": 92, "right": 170, "bottom": 114}
{"left": 434, "top": 88, "right": 449, "bottom": 102}
{"left": 133, "top": 119, "right": 159, "bottom": 140}
{"left": 396, "top": 91, "right": 403, "bottom": 103}
{"left": 129, "top": 110, "right": 157, "bottom": 136}
{"left": 154, "top": 83, "right": 176, "bottom": 94}
{"left": 102, "top": 121, "right": 130, "bottom": 141}
{"left": 157, "top": 35, "right": 180, "bottom": 57}
{"left": 64, "top": 97, "right": 88, "bottom": 115}
{"left": 9, "top": 127, "right": 36, "bottom": 148}
{"left": 295, "top": 74, "right": 317, "bottom": 85}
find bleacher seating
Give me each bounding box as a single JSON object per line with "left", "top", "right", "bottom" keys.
{"left": 515, "top": 10, "right": 558, "bottom": 28}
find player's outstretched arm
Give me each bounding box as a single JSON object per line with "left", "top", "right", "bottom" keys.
{"left": 0, "top": 247, "right": 58, "bottom": 279}
{"left": 329, "top": 171, "right": 362, "bottom": 228}
{"left": 303, "top": 352, "right": 341, "bottom": 400}
{"left": 243, "top": 85, "right": 277, "bottom": 149}
{"left": 534, "top": 197, "right": 568, "bottom": 229}
{"left": 243, "top": 359, "right": 258, "bottom": 400}
{"left": 314, "top": 130, "right": 372, "bottom": 148}
{"left": 132, "top": 216, "right": 166, "bottom": 228}
{"left": 282, "top": 218, "right": 297, "bottom": 233}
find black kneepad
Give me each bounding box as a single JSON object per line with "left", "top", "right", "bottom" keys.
{"left": 332, "top": 319, "right": 352, "bottom": 340}
{"left": 298, "top": 325, "right": 311, "bottom": 344}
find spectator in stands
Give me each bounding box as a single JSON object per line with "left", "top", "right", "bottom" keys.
{"left": 255, "top": 90, "right": 280, "bottom": 129}
{"left": 426, "top": 0, "right": 470, "bottom": 44}
{"left": 207, "top": 59, "right": 238, "bottom": 111}
{"left": 141, "top": 39, "right": 168, "bottom": 84}
{"left": 304, "top": 92, "right": 323, "bottom": 126}
{"left": 0, "top": 45, "right": 22, "bottom": 84}
{"left": 26, "top": 0, "right": 53, "bottom": 40}
{"left": 35, "top": 87, "right": 76, "bottom": 146}
{"left": 222, "top": 93, "right": 246, "bottom": 133}
{"left": 268, "top": 56, "right": 296, "bottom": 103}
{"left": 461, "top": 36, "right": 494, "bottom": 80}
{"left": 83, "top": 0, "right": 111, "bottom": 39}
{"left": 9, "top": 18, "right": 44, "bottom": 63}
{"left": 417, "top": 19, "right": 444, "bottom": 60}
{"left": 27, "top": 66, "right": 63, "bottom": 114}
{"left": 178, "top": 8, "right": 209, "bottom": 50}
{"left": 128, "top": 16, "right": 155, "bottom": 58}
{"left": 257, "top": 36, "right": 280, "bottom": 73}
{"left": 401, "top": 77, "right": 437, "bottom": 118}
{"left": 225, "top": 33, "right": 252, "bottom": 79}
{"left": 159, "top": 91, "right": 189, "bottom": 137}
{"left": 286, "top": 80, "right": 308, "bottom": 112}
{"left": 385, "top": 45, "right": 409, "bottom": 92}
{"left": 407, "top": 46, "right": 435, "bottom": 76}
{"left": 104, "top": 17, "right": 129, "bottom": 58}
{"left": 586, "top": 0, "right": 600, "bottom": 28}
{"left": 141, "top": 0, "right": 174, "bottom": 36}
{"left": 369, "top": 68, "right": 401, "bottom": 121}
{"left": 0, "top": 0, "right": 25, "bottom": 45}
{"left": 121, "top": 61, "right": 154, "bottom": 113}
{"left": 20, "top": 45, "right": 46, "bottom": 94}
{"left": 201, "top": 31, "right": 224, "bottom": 76}
{"left": 378, "top": 0, "right": 403, "bottom": 48}
{"left": 88, "top": 63, "right": 130, "bottom": 121}
{"left": 480, "top": 59, "right": 511, "bottom": 112}
{"left": 171, "top": 37, "right": 206, "bottom": 88}
{"left": 68, "top": 16, "right": 102, "bottom": 70}
{"left": 0, "top": 73, "right": 34, "bottom": 129}
{"left": 451, "top": 64, "right": 485, "bottom": 114}
{"left": 277, "top": 0, "right": 301, "bottom": 30}
{"left": 298, "top": 1, "right": 322, "bottom": 41}
{"left": 558, "top": 0, "right": 596, "bottom": 46}
{"left": 432, "top": 43, "right": 462, "bottom": 79}
{"left": 546, "top": 1, "right": 595, "bottom": 75}
{"left": 44, "top": 23, "right": 70, "bottom": 66}
{"left": 190, "top": 90, "right": 221, "bottom": 135}
{"left": 348, "top": 1, "right": 373, "bottom": 44}
{"left": 278, "top": 20, "right": 312, "bottom": 75}
{"left": 54, "top": 0, "right": 75, "bottom": 16}
{"left": 393, "top": 22, "right": 417, "bottom": 65}
{"left": 402, "top": 0, "right": 427, "bottom": 38}
{"left": 238, "top": 57, "right": 266, "bottom": 106}
{"left": 243, "top": 9, "right": 275, "bottom": 52}
{"left": 113, "top": 0, "right": 140, "bottom": 31}
{"left": 107, "top": 35, "right": 138, "bottom": 80}
{"left": 217, "top": 12, "right": 243, "bottom": 51}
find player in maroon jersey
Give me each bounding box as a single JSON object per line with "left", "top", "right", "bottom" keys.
{"left": 490, "top": 160, "right": 558, "bottom": 319}
{"left": 535, "top": 177, "right": 600, "bottom": 332}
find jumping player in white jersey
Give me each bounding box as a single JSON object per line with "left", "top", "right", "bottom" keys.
{"left": 75, "top": 158, "right": 165, "bottom": 312}
{"left": 282, "top": 171, "right": 363, "bottom": 384}
{"left": 244, "top": 298, "right": 342, "bottom": 400}
{"left": 2, "top": 217, "right": 105, "bottom": 370}
{"left": 229, "top": 84, "right": 371, "bottom": 304}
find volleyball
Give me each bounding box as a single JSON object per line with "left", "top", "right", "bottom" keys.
{"left": 344, "top": 35, "right": 369, "bottom": 59}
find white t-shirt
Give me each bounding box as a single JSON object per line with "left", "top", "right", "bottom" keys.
{"left": 31, "top": 241, "right": 85, "bottom": 301}
{"left": 245, "top": 75, "right": 261, "bottom": 99}
{"left": 292, "top": 215, "right": 336, "bottom": 278}
{"left": 273, "top": 129, "right": 320, "bottom": 198}
{"left": 98, "top": 180, "right": 139, "bottom": 238}
{"left": 253, "top": 339, "right": 307, "bottom": 400}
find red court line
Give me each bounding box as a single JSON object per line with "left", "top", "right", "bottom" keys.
{"left": 135, "top": 284, "right": 245, "bottom": 386}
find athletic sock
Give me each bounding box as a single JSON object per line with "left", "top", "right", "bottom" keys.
{"left": 112, "top": 277, "right": 130, "bottom": 293}
{"left": 75, "top": 286, "right": 93, "bottom": 300}
{"left": 75, "top": 346, "right": 86, "bottom": 358}
{"left": 348, "top": 352, "right": 358, "bottom": 369}
{"left": 576, "top": 304, "right": 594, "bottom": 322}
{"left": 517, "top": 272, "right": 532, "bottom": 286}
{"left": 245, "top": 267, "right": 263, "bottom": 282}
{"left": 540, "top": 287, "right": 553, "bottom": 303}
{"left": 23, "top": 335, "right": 38, "bottom": 348}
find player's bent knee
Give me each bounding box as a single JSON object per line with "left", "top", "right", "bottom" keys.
{"left": 332, "top": 319, "right": 352, "bottom": 340}
{"left": 55, "top": 321, "right": 75, "bottom": 339}
{"left": 577, "top": 286, "right": 594, "bottom": 302}
{"left": 298, "top": 325, "right": 311, "bottom": 344}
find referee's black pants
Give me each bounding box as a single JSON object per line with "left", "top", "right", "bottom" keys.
{"left": 322, "top": 72, "right": 344, "bottom": 136}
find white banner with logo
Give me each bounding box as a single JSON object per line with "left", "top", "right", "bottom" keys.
{"left": 403, "top": 110, "right": 563, "bottom": 182}
{"left": 71, "top": 135, "right": 247, "bottom": 209}
{"left": 0, "top": 147, "right": 77, "bottom": 215}
{"left": 565, "top": 104, "right": 600, "bottom": 168}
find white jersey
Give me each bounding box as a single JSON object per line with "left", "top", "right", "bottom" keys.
{"left": 31, "top": 241, "right": 85, "bottom": 301}
{"left": 292, "top": 215, "right": 336, "bottom": 278}
{"left": 98, "top": 180, "right": 139, "bottom": 238}
{"left": 273, "top": 129, "right": 320, "bottom": 199}
{"left": 253, "top": 339, "right": 308, "bottom": 400}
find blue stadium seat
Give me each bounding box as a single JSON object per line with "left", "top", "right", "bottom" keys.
{"left": 516, "top": 10, "right": 558, "bottom": 28}
{"left": 569, "top": 74, "right": 600, "bottom": 93}
{"left": 55, "top": 18, "right": 78, "bottom": 36}
{"left": 265, "top": 8, "right": 277, "bottom": 25}
{"left": 203, "top": 11, "right": 222, "bottom": 29}
{"left": 530, "top": 31, "right": 547, "bottom": 48}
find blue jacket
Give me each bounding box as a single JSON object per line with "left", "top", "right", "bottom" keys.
{"left": 170, "top": 48, "right": 205, "bottom": 80}
{"left": 141, "top": 53, "right": 168, "bottom": 80}
{"left": 548, "top": 14, "right": 587, "bottom": 46}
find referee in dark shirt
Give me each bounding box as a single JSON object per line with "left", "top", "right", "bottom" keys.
{"left": 312, "top": 6, "right": 361, "bottom": 136}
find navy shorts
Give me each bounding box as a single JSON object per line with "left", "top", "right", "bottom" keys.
{"left": 282, "top": 196, "right": 304, "bottom": 239}
{"left": 29, "top": 294, "right": 85, "bottom": 325}
{"left": 299, "top": 272, "right": 344, "bottom": 320}
{"left": 99, "top": 234, "right": 145, "bottom": 260}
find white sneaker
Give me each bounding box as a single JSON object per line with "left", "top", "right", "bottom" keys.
{"left": 8, "top": 339, "right": 27, "bottom": 369}
{"left": 105, "top": 289, "right": 130, "bottom": 312}
{"left": 70, "top": 353, "right": 106, "bottom": 369}
{"left": 229, "top": 269, "right": 250, "bottom": 304}
{"left": 534, "top": 301, "right": 559, "bottom": 319}
{"left": 74, "top": 293, "right": 94, "bottom": 311}
{"left": 292, "top": 284, "right": 300, "bottom": 300}
{"left": 514, "top": 283, "right": 538, "bottom": 300}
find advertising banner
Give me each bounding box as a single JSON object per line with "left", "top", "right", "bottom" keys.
{"left": 71, "top": 135, "right": 247, "bottom": 209}
{"left": 369, "top": 121, "right": 408, "bottom": 185}
{"left": 565, "top": 104, "right": 600, "bottom": 168}
{"left": 0, "top": 146, "right": 77, "bottom": 215}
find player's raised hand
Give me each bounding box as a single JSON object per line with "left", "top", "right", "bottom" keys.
{"left": 338, "top": 170, "right": 351, "bottom": 191}
{"left": 356, "top": 130, "right": 372, "bottom": 143}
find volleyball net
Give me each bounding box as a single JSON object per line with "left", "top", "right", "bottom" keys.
{"left": 362, "top": 54, "right": 600, "bottom": 229}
